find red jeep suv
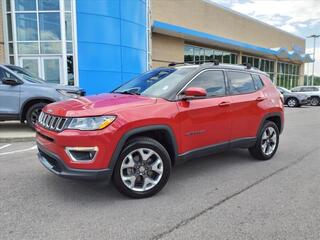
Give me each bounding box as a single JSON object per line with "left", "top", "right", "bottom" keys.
{"left": 36, "top": 63, "right": 284, "bottom": 198}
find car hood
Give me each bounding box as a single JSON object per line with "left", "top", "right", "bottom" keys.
{"left": 44, "top": 93, "right": 157, "bottom": 117}
{"left": 27, "top": 81, "right": 83, "bottom": 92}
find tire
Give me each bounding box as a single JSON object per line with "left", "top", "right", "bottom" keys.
{"left": 26, "top": 102, "right": 47, "bottom": 129}
{"left": 113, "top": 137, "right": 171, "bottom": 198}
{"left": 286, "top": 97, "right": 299, "bottom": 108}
{"left": 310, "top": 97, "right": 320, "bottom": 106}
{"left": 248, "top": 121, "right": 279, "bottom": 161}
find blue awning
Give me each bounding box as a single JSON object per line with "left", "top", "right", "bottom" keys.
{"left": 152, "top": 21, "right": 313, "bottom": 63}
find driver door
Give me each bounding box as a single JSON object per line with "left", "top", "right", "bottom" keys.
{"left": 0, "top": 67, "right": 21, "bottom": 115}
{"left": 176, "top": 70, "right": 232, "bottom": 154}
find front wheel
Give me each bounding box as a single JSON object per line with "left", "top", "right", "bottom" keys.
{"left": 113, "top": 137, "right": 171, "bottom": 198}
{"left": 286, "top": 98, "right": 299, "bottom": 107}
{"left": 249, "top": 121, "right": 279, "bottom": 160}
{"left": 26, "top": 102, "right": 47, "bottom": 129}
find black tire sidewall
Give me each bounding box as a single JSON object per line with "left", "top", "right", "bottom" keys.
{"left": 257, "top": 121, "right": 279, "bottom": 160}
{"left": 26, "top": 103, "right": 47, "bottom": 129}
{"left": 113, "top": 137, "right": 171, "bottom": 198}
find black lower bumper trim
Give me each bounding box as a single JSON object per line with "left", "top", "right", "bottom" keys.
{"left": 37, "top": 144, "right": 112, "bottom": 181}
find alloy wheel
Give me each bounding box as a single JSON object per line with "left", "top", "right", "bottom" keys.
{"left": 287, "top": 98, "right": 297, "bottom": 107}
{"left": 30, "top": 108, "right": 42, "bottom": 125}
{"left": 120, "top": 148, "right": 163, "bottom": 192}
{"left": 261, "top": 127, "right": 277, "bottom": 156}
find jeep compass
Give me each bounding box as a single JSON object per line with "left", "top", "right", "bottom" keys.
{"left": 36, "top": 63, "right": 284, "bottom": 198}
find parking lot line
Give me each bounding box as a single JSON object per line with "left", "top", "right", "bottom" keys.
{"left": 0, "top": 144, "right": 11, "bottom": 150}
{"left": 0, "top": 145, "right": 37, "bottom": 156}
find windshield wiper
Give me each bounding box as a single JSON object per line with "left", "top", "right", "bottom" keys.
{"left": 114, "top": 91, "right": 140, "bottom": 95}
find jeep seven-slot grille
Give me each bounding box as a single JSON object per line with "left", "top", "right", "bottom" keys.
{"left": 38, "top": 112, "right": 68, "bottom": 132}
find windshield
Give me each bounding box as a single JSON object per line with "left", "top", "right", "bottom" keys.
{"left": 6, "top": 65, "right": 45, "bottom": 84}
{"left": 278, "top": 87, "right": 291, "bottom": 93}
{"left": 113, "top": 67, "right": 196, "bottom": 98}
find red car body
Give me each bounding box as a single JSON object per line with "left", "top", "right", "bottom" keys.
{"left": 36, "top": 64, "right": 284, "bottom": 196}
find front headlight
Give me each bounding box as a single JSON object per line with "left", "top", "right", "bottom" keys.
{"left": 67, "top": 116, "right": 116, "bottom": 130}
{"left": 57, "top": 89, "right": 80, "bottom": 98}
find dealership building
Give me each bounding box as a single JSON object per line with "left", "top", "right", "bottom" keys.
{"left": 0, "top": 0, "right": 313, "bottom": 94}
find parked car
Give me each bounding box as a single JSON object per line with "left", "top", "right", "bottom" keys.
{"left": 36, "top": 63, "right": 284, "bottom": 198}
{"left": 291, "top": 86, "right": 320, "bottom": 106}
{"left": 0, "top": 64, "right": 85, "bottom": 129}
{"left": 276, "top": 86, "right": 309, "bottom": 107}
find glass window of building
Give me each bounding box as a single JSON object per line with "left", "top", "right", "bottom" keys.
{"left": 242, "top": 55, "right": 275, "bottom": 82}
{"left": 184, "top": 45, "right": 238, "bottom": 65}
{"left": 5, "top": 0, "right": 76, "bottom": 85}
{"left": 277, "top": 62, "right": 300, "bottom": 89}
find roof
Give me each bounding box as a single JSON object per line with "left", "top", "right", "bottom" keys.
{"left": 153, "top": 21, "right": 313, "bottom": 63}
{"left": 169, "top": 63, "right": 268, "bottom": 75}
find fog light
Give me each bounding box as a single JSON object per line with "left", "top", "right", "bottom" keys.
{"left": 65, "top": 147, "right": 98, "bottom": 162}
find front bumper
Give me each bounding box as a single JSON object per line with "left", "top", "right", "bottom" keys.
{"left": 38, "top": 144, "right": 112, "bottom": 181}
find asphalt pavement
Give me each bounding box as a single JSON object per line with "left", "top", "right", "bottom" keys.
{"left": 0, "top": 106, "right": 319, "bottom": 240}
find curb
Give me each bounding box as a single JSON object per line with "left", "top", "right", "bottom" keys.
{"left": 0, "top": 137, "right": 35, "bottom": 143}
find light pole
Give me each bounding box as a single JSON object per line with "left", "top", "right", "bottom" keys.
{"left": 307, "top": 34, "right": 320, "bottom": 85}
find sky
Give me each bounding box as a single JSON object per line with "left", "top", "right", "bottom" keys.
{"left": 209, "top": 0, "right": 320, "bottom": 76}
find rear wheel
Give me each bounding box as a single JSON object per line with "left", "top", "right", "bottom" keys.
{"left": 113, "top": 137, "right": 171, "bottom": 198}
{"left": 26, "top": 102, "right": 47, "bottom": 129}
{"left": 310, "top": 97, "right": 320, "bottom": 106}
{"left": 249, "top": 121, "right": 279, "bottom": 160}
{"left": 286, "top": 97, "right": 299, "bottom": 107}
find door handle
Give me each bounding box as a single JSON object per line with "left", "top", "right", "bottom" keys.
{"left": 218, "top": 101, "right": 231, "bottom": 107}
{"left": 256, "top": 96, "right": 266, "bottom": 102}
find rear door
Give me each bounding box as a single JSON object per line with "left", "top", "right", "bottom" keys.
{"left": 176, "top": 70, "right": 232, "bottom": 154}
{"left": 0, "top": 67, "right": 21, "bottom": 115}
{"left": 227, "top": 71, "right": 266, "bottom": 140}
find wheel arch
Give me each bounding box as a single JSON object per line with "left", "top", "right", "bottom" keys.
{"left": 257, "top": 112, "right": 283, "bottom": 136}
{"left": 286, "top": 96, "right": 298, "bottom": 104}
{"left": 109, "top": 125, "right": 178, "bottom": 171}
{"left": 20, "top": 97, "right": 55, "bottom": 122}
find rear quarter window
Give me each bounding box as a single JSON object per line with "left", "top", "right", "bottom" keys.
{"left": 252, "top": 74, "right": 264, "bottom": 90}
{"left": 227, "top": 71, "right": 256, "bottom": 94}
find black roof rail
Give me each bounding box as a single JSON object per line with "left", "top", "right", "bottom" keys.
{"left": 168, "top": 62, "right": 192, "bottom": 67}
{"left": 242, "top": 62, "right": 252, "bottom": 69}
{"left": 202, "top": 59, "right": 219, "bottom": 65}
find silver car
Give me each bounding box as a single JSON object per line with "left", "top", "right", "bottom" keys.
{"left": 0, "top": 64, "right": 85, "bottom": 129}
{"left": 291, "top": 86, "right": 320, "bottom": 106}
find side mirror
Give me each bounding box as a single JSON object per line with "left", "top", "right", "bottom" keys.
{"left": 181, "top": 87, "right": 207, "bottom": 100}
{"left": 2, "top": 78, "right": 21, "bottom": 86}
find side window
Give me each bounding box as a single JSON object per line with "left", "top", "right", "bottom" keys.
{"left": 0, "top": 68, "right": 17, "bottom": 82}
{"left": 302, "top": 87, "right": 312, "bottom": 92}
{"left": 227, "top": 71, "right": 255, "bottom": 94}
{"left": 252, "top": 74, "right": 264, "bottom": 90}
{"left": 291, "top": 87, "right": 301, "bottom": 92}
{"left": 0, "top": 68, "right": 6, "bottom": 83}
{"left": 186, "top": 70, "right": 226, "bottom": 97}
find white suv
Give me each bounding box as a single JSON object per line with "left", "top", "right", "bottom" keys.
{"left": 291, "top": 86, "right": 320, "bottom": 106}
